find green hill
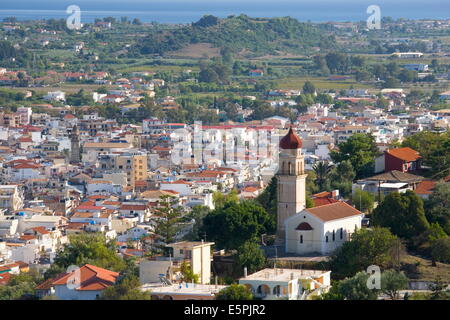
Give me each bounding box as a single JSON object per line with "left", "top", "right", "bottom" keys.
{"left": 136, "top": 14, "right": 338, "bottom": 57}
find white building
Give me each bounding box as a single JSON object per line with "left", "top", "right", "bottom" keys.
{"left": 285, "top": 202, "right": 363, "bottom": 255}
{"left": 166, "top": 241, "right": 214, "bottom": 285}
{"left": 44, "top": 91, "right": 66, "bottom": 102}
{"left": 239, "top": 268, "right": 331, "bottom": 300}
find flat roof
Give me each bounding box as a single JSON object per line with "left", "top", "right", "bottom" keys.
{"left": 141, "top": 283, "right": 226, "bottom": 296}
{"left": 239, "top": 268, "right": 330, "bottom": 282}
{"left": 167, "top": 241, "right": 214, "bottom": 248}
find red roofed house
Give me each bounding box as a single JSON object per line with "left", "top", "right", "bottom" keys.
{"left": 48, "top": 264, "right": 119, "bottom": 300}
{"left": 383, "top": 147, "right": 422, "bottom": 173}
{"left": 118, "top": 203, "right": 150, "bottom": 222}
{"left": 8, "top": 161, "right": 42, "bottom": 181}
{"left": 311, "top": 191, "right": 340, "bottom": 207}
{"left": 375, "top": 147, "right": 422, "bottom": 172}
{"left": 249, "top": 69, "right": 264, "bottom": 77}
{"left": 415, "top": 175, "right": 450, "bottom": 200}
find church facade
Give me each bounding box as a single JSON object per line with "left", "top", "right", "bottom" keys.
{"left": 276, "top": 127, "right": 363, "bottom": 256}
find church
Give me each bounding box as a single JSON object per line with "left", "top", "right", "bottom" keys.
{"left": 276, "top": 127, "right": 363, "bottom": 256}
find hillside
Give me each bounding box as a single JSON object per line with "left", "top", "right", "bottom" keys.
{"left": 135, "top": 14, "right": 338, "bottom": 57}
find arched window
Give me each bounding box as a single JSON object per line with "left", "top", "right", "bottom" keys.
{"left": 332, "top": 230, "right": 335, "bottom": 241}
{"left": 288, "top": 162, "right": 292, "bottom": 175}
{"left": 340, "top": 228, "right": 343, "bottom": 240}
{"left": 273, "top": 285, "right": 281, "bottom": 297}
{"left": 300, "top": 235, "right": 303, "bottom": 244}
{"left": 257, "top": 285, "right": 270, "bottom": 298}
{"left": 326, "top": 235, "right": 329, "bottom": 243}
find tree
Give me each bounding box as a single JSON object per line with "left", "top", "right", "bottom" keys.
{"left": 312, "top": 160, "right": 333, "bottom": 191}
{"left": 184, "top": 205, "right": 211, "bottom": 241}
{"left": 216, "top": 284, "right": 253, "bottom": 300}
{"left": 256, "top": 176, "right": 277, "bottom": 216}
{"left": 402, "top": 131, "right": 450, "bottom": 178}
{"left": 314, "top": 281, "right": 344, "bottom": 300}
{"left": 355, "top": 70, "right": 371, "bottom": 82}
{"left": 325, "top": 52, "right": 349, "bottom": 73}
{"left": 338, "top": 272, "right": 379, "bottom": 300}
{"left": 153, "top": 195, "right": 184, "bottom": 252}
{"left": 213, "top": 189, "right": 239, "bottom": 209}
{"left": 180, "top": 261, "right": 200, "bottom": 283}
{"left": 235, "top": 241, "right": 266, "bottom": 275}
{"left": 330, "top": 133, "right": 380, "bottom": 179}
{"left": 425, "top": 182, "right": 450, "bottom": 234}
{"left": 302, "top": 81, "right": 316, "bottom": 95}
{"left": 428, "top": 276, "right": 450, "bottom": 300}
{"left": 383, "top": 77, "right": 400, "bottom": 88}
{"left": 99, "top": 274, "right": 151, "bottom": 300}
{"left": 431, "top": 237, "right": 450, "bottom": 263}
{"left": 45, "top": 233, "right": 126, "bottom": 279}
{"left": 193, "top": 15, "right": 219, "bottom": 28}
{"left": 372, "top": 191, "right": 430, "bottom": 243}
{"left": 328, "top": 228, "right": 398, "bottom": 279}
{"left": 351, "top": 188, "right": 374, "bottom": 213}
{"left": 381, "top": 270, "right": 408, "bottom": 300}
{"left": 202, "top": 201, "right": 275, "bottom": 250}
{"left": 0, "top": 270, "right": 43, "bottom": 300}
{"left": 329, "top": 160, "right": 355, "bottom": 197}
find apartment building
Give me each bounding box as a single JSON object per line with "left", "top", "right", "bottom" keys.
{"left": 97, "top": 150, "right": 148, "bottom": 188}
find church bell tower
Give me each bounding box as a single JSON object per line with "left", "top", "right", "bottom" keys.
{"left": 276, "top": 127, "right": 307, "bottom": 241}
{"left": 70, "top": 124, "right": 81, "bottom": 164}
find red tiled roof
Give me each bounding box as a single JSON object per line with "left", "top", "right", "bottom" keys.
{"left": 386, "top": 147, "right": 421, "bottom": 162}
{"left": 243, "top": 186, "right": 260, "bottom": 193}
{"left": 313, "top": 198, "right": 339, "bottom": 207}
{"left": 312, "top": 191, "right": 332, "bottom": 198}
{"left": 0, "top": 272, "right": 12, "bottom": 285}
{"left": 20, "top": 235, "right": 36, "bottom": 241}
{"left": 119, "top": 204, "right": 147, "bottom": 211}
{"left": 13, "top": 163, "right": 40, "bottom": 169}
{"left": 415, "top": 180, "right": 436, "bottom": 195}
{"left": 30, "top": 226, "right": 49, "bottom": 235}
{"left": 306, "top": 201, "right": 362, "bottom": 222}
{"left": 51, "top": 264, "right": 119, "bottom": 291}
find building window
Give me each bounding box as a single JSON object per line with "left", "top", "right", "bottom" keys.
{"left": 326, "top": 235, "right": 329, "bottom": 243}
{"left": 332, "top": 230, "right": 335, "bottom": 241}
{"left": 340, "top": 228, "right": 343, "bottom": 239}
{"left": 179, "top": 249, "right": 184, "bottom": 254}
{"left": 300, "top": 235, "right": 303, "bottom": 244}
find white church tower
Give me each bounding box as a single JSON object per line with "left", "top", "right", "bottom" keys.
{"left": 276, "top": 127, "right": 308, "bottom": 241}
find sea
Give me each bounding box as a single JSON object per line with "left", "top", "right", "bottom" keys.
{"left": 0, "top": 0, "right": 449, "bottom": 24}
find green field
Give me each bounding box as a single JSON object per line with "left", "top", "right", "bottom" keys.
{"left": 274, "top": 76, "right": 372, "bottom": 90}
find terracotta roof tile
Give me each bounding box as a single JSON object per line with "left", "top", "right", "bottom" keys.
{"left": 306, "top": 202, "right": 362, "bottom": 222}
{"left": 52, "top": 264, "right": 119, "bottom": 291}
{"left": 386, "top": 147, "right": 421, "bottom": 162}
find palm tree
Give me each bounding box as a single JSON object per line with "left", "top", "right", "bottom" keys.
{"left": 312, "top": 160, "right": 334, "bottom": 191}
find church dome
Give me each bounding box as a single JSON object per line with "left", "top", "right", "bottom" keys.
{"left": 280, "top": 127, "right": 302, "bottom": 149}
